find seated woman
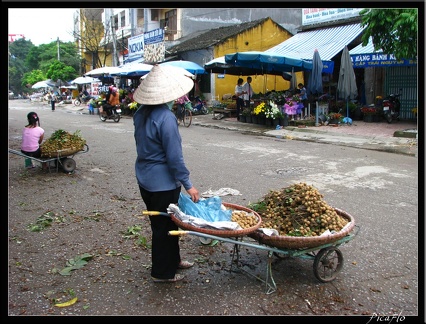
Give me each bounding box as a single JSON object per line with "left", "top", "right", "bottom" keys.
{"left": 21, "top": 112, "right": 46, "bottom": 169}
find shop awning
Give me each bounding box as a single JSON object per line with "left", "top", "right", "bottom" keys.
{"left": 266, "top": 23, "right": 364, "bottom": 73}
{"left": 349, "top": 37, "right": 417, "bottom": 68}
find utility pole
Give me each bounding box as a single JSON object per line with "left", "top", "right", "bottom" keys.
{"left": 110, "top": 15, "right": 118, "bottom": 66}
{"left": 57, "top": 37, "right": 60, "bottom": 61}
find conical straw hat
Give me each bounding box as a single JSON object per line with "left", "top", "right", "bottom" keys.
{"left": 133, "top": 64, "right": 194, "bottom": 105}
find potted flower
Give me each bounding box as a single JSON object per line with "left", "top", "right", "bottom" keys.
{"left": 252, "top": 101, "right": 266, "bottom": 124}
{"left": 327, "top": 112, "right": 343, "bottom": 124}
{"left": 241, "top": 107, "right": 252, "bottom": 123}
{"left": 361, "top": 106, "right": 381, "bottom": 122}
{"left": 264, "top": 100, "right": 284, "bottom": 126}
{"left": 284, "top": 97, "right": 303, "bottom": 120}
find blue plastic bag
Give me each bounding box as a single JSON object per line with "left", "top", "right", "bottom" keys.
{"left": 178, "top": 193, "right": 232, "bottom": 222}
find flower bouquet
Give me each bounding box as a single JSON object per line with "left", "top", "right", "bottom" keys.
{"left": 265, "top": 101, "right": 283, "bottom": 119}
{"left": 284, "top": 97, "right": 304, "bottom": 116}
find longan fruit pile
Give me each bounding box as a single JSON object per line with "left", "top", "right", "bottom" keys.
{"left": 249, "top": 183, "right": 348, "bottom": 237}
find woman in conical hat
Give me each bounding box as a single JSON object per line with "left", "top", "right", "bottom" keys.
{"left": 133, "top": 64, "right": 200, "bottom": 283}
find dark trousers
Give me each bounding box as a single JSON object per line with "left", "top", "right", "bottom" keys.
{"left": 139, "top": 185, "right": 181, "bottom": 279}
{"left": 51, "top": 100, "right": 55, "bottom": 111}
{"left": 236, "top": 98, "right": 244, "bottom": 120}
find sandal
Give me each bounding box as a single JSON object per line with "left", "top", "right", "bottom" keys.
{"left": 178, "top": 261, "right": 194, "bottom": 269}
{"left": 151, "top": 274, "right": 185, "bottom": 283}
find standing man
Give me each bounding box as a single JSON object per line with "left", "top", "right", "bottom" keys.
{"left": 50, "top": 91, "right": 56, "bottom": 111}
{"left": 242, "top": 76, "right": 254, "bottom": 108}
{"left": 234, "top": 78, "right": 245, "bottom": 121}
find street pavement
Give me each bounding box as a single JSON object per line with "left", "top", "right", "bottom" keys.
{"left": 38, "top": 101, "right": 420, "bottom": 157}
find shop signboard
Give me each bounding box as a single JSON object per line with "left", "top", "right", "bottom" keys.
{"left": 351, "top": 53, "right": 417, "bottom": 68}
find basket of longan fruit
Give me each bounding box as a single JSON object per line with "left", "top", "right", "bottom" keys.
{"left": 170, "top": 202, "right": 262, "bottom": 238}
{"left": 248, "top": 183, "right": 355, "bottom": 249}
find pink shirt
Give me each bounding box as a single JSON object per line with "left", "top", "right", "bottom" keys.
{"left": 176, "top": 95, "right": 189, "bottom": 104}
{"left": 21, "top": 126, "right": 44, "bottom": 152}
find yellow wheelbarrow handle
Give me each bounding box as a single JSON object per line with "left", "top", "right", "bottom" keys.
{"left": 142, "top": 211, "right": 170, "bottom": 217}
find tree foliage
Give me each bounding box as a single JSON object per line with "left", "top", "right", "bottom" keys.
{"left": 359, "top": 8, "right": 418, "bottom": 60}
{"left": 9, "top": 38, "right": 80, "bottom": 94}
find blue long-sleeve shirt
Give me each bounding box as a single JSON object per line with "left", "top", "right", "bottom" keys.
{"left": 133, "top": 104, "right": 193, "bottom": 192}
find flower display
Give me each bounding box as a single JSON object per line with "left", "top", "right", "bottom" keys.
{"left": 253, "top": 102, "right": 266, "bottom": 116}
{"left": 128, "top": 101, "right": 139, "bottom": 110}
{"left": 327, "top": 112, "right": 343, "bottom": 120}
{"left": 265, "top": 101, "right": 283, "bottom": 119}
{"left": 361, "top": 106, "right": 378, "bottom": 115}
{"left": 284, "top": 97, "right": 304, "bottom": 116}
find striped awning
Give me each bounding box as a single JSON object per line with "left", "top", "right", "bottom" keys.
{"left": 349, "top": 37, "right": 382, "bottom": 55}
{"left": 266, "top": 23, "right": 364, "bottom": 73}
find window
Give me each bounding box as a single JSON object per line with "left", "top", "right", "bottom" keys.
{"left": 151, "top": 9, "right": 159, "bottom": 21}
{"left": 120, "top": 11, "right": 125, "bottom": 27}
{"left": 165, "top": 9, "right": 177, "bottom": 35}
{"left": 137, "top": 9, "right": 144, "bottom": 19}
{"left": 113, "top": 14, "right": 119, "bottom": 30}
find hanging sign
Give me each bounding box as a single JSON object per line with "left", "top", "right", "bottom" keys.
{"left": 351, "top": 53, "right": 417, "bottom": 68}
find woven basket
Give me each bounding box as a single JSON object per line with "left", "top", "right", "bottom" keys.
{"left": 41, "top": 146, "right": 84, "bottom": 158}
{"left": 170, "top": 202, "right": 262, "bottom": 237}
{"left": 249, "top": 208, "right": 355, "bottom": 249}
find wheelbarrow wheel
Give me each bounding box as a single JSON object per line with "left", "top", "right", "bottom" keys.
{"left": 199, "top": 237, "right": 213, "bottom": 245}
{"left": 61, "top": 158, "right": 76, "bottom": 173}
{"left": 313, "top": 246, "right": 343, "bottom": 283}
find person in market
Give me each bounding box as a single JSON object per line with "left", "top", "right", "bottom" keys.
{"left": 242, "top": 76, "right": 255, "bottom": 109}
{"left": 104, "top": 85, "right": 120, "bottom": 116}
{"left": 132, "top": 64, "right": 200, "bottom": 283}
{"left": 298, "top": 83, "right": 308, "bottom": 109}
{"left": 234, "top": 77, "right": 246, "bottom": 121}
{"left": 50, "top": 91, "right": 56, "bottom": 111}
{"left": 21, "top": 112, "right": 47, "bottom": 170}
{"left": 175, "top": 93, "right": 190, "bottom": 124}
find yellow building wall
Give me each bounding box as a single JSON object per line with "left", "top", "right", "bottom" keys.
{"left": 212, "top": 18, "right": 304, "bottom": 100}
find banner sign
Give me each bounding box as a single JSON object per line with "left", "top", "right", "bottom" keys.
{"left": 302, "top": 8, "right": 363, "bottom": 26}
{"left": 144, "top": 28, "right": 164, "bottom": 45}
{"left": 127, "top": 34, "right": 144, "bottom": 60}
{"left": 351, "top": 53, "right": 417, "bottom": 68}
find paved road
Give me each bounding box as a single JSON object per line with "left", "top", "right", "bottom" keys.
{"left": 8, "top": 100, "right": 419, "bottom": 317}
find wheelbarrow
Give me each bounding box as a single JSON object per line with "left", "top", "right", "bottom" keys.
{"left": 143, "top": 203, "right": 359, "bottom": 294}
{"left": 8, "top": 144, "right": 89, "bottom": 173}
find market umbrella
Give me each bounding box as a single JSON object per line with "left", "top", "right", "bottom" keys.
{"left": 141, "top": 65, "right": 194, "bottom": 79}
{"left": 204, "top": 56, "right": 292, "bottom": 78}
{"left": 71, "top": 76, "right": 101, "bottom": 84}
{"left": 307, "top": 49, "right": 323, "bottom": 126}
{"left": 31, "top": 80, "right": 52, "bottom": 89}
{"left": 224, "top": 51, "right": 313, "bottom": 73}
{"left": 111, "top": 62, "right": 153, "bottom": 77}
{"left": 337, "top": 46, "right": 358, "bottom": 120}
{"left": 85, "top": 66, "right": 123, "bottom": 77}
{"left": 290, "top": 67, "right": 297, "bottom": 91}
{"left": 159, "top": 60, "right": 206, "bottom": 75}
{"left": 54, "top": 79, "right": 71, "bottom": 88}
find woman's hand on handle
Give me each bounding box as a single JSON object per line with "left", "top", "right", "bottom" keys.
{"left": 186, "top": 187, "right": 200, "bottom": 203}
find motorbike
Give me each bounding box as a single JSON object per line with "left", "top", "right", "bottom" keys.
{"left": 382, "top": 92, "right": 401, "bottom": 123}
{"left": 73, "top": 94, "right": 94, "bottom": 106}
{"left": 99, "top": 101, "right": 121, "bottom": 122}
{"left": 188, "top": 96, "right": 209, "bottom": 115}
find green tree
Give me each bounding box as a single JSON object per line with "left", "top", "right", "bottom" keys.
{"left": 21, "top": 69, "right": 46, "bottom": 89}
{"left": 9, "top": 38, "right": 81, "bottom": 93}
{"left": 46, "top": 60, "right": 77, "bottom": 82}
{"left": 359, "top": 8, "right": 418, "bottom": 60}
{"left": 8, "top": 38, "right": 35, "bottom": 94}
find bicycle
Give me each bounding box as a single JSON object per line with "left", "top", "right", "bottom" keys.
{"left": 175, "top": 101, "right": 192, "bottom": 127}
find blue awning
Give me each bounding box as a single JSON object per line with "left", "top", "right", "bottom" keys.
{"left": 266, "top": 23, "right": 365, "bottom": 73}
